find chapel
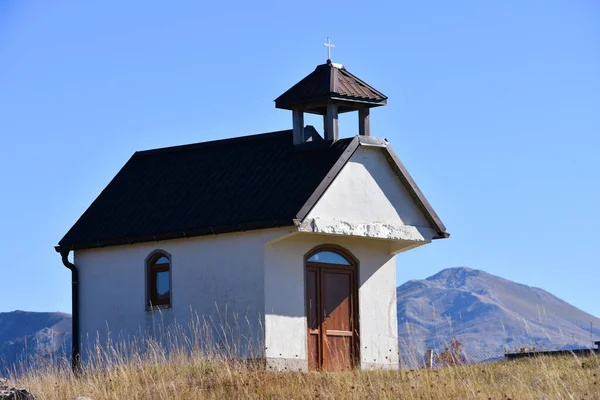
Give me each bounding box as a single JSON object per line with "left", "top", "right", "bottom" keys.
{"left": 56, "top": 47, "right": 448, "bottom": 372}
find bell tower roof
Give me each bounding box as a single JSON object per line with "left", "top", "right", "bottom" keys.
{"left": 274, "top": 60, "right": 387, "bottom": 114}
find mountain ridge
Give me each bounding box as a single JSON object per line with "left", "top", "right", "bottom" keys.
{"left": 0, "top": 311, "right": 71, "bottom": 374}
{"left": 397, "top": 267, "right": 600, "bottom": 366}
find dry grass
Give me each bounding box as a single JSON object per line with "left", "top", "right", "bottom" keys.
{"left": 4, "top": 317, "right": 599, "bottom": 399}
{"left": 6, "top": 351, "right": 600, "bottom": 399}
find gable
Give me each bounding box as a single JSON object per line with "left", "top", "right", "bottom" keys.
{"left": 305, "top": 146, "right": 435, "bottom": 234}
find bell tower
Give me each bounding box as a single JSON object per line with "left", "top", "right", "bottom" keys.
{"left": 275, "top": 41, "right": 387, "bottom": 145}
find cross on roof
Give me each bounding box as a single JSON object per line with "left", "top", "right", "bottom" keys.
{"left": 324, "top": 37, "right": 335, "bottom": 61}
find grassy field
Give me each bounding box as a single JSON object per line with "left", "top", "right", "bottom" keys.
{"left": 6, "top": 351, "right": 600, "bottom": 399}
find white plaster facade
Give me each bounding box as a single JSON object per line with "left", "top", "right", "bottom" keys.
{"left": 301, "top": 146, "right": 438, "bottom": 243}
{"left": 75, "top": 228, "right": 284, "bottom": 359}
{"left": 74, "top": 144, "right": 438, "bottom": 370}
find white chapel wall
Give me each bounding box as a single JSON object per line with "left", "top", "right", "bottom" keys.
{"left": 264, "top": 233, "right": 399, "bottom": 370}
{"left": 74, "top": 227, "right": 289, "bottom": 361}
{"left": 305, "top": 146, "right": 436, "bottom": 242}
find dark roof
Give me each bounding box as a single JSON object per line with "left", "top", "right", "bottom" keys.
{"left": 275, "top": 61, "right": 387, "bottom": 112}
{"left": 57, "top": 129, "right": 354, "bottom": 251}
{"left": 57, "top": 131, "right": 447, "bottom": 252}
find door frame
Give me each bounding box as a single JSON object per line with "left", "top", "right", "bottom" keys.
{"left": 304, "top": 244, "right": 360, "bottom": 371}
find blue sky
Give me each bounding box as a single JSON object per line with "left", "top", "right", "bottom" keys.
{"left": 0, "top": 1, "right": 598, "bottom": 317}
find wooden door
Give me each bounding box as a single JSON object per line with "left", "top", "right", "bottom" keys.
{"left": 306, "top": 249, "right": 358, "bottom": 371}
{"left": 322, "top": 268, "right": 354, "bottom": 371}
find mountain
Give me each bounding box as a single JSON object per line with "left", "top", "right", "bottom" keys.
{"left": 0, "top": 311, "right": 71, "bottom": 374}
{"left": 397, "top": 267, "right": 600, "bottom": 366}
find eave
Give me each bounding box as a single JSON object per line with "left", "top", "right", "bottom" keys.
{"left": 55, "top": 219, "right": 296, "bottom": 252}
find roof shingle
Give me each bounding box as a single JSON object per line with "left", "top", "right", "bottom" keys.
{"left": 275, "top": 62, "right": 387, "bottom": 112}
{"left": 58, "top": 129, "right": 353, "bottom": 250}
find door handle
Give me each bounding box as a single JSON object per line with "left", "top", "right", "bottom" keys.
{"left": 323, "top": 309, "right": 328, "bottom": 324}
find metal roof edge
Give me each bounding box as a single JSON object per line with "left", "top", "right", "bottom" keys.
{"left": 357, "top": 136, "right": 388, "bottom": 147}
{"left": 275, "top": 95, "right": 387, "bottom": 111}
{"left": 136, "top": 129, "right": 292, "bottom": 156}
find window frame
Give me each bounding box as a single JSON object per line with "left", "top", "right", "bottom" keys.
{"left": 146, "top": 250, "right": 172, "bottom": 309}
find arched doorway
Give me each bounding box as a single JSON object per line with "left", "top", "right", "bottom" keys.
{"left": 305, "top": 245, "right": 359, "bottom": 371}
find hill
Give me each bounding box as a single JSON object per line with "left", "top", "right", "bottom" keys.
{"left": 0, "top": 311, "right": 71, "bottom": 374}
{"left": 397, "top": 267, "right": 600, "bottom": 364}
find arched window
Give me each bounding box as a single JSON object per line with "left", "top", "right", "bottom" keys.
{"left": 307, "top": 250, "right": 351, "bottom": 265}
{"left": 147, "top": 252, "right": 171, "bottom": 308}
